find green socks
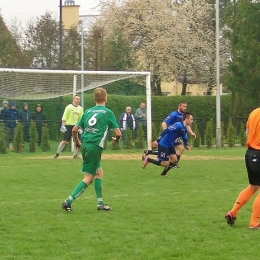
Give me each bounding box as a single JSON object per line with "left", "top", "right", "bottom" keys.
{"left": 66, "top": 179, "right": 105, "bottom": 206}
{"left": 66, "top": 181, "right": 87, "bottom": 205}
{"left": 94, "top": 178, "right": 104, "bottom": 206}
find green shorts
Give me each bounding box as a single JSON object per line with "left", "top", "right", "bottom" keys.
{"left": 81, "top": 143, "right": 102, "bottom": 175}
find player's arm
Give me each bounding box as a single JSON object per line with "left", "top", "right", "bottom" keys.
{"left": 161, "top": 122, "right": 168, "bottom": 130}
{"left": 156, "top": 128, "right": 169, "bottom": 143}
{"left": 182, "top": 133, "right": 191, "bottom": 150}
{"left": 72, "top": 125, "right": 81, "bottom": 148}
{"left": 246, "top": 121, "right": 249, "bottom": 136}
{"left": 186, "top": 125, "right": 196, "bottom": 138}
{"left": 60, "top": 106, "right": 69, "bottom": 132}
{"left": 61, "top": 105, "right": 70, "bottom": 125}
{"left": 112, "top": 128, "right": 121, "bottom": 144}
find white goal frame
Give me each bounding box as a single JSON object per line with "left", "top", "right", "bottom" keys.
{"left": 0, "top": 68, "right": 152, "bottom": 149}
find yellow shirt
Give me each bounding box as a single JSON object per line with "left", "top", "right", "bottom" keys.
{"left": 246, "top": 108, "right": 260, "bottom": 149}
{"left": 62, "top": 104, "right": 83, "bottom": 126}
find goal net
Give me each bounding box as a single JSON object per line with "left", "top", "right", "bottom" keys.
{"left": 0, "top": 68, "right": 152, "bottom": 148}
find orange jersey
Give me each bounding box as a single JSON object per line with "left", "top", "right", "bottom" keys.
{"left": 246, "top": 108, "right": 260, "bottom": 149}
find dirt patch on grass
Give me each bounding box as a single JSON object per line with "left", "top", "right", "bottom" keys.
{"left": 31, "top": 154, "right": 243, "bottom": 160}
{"left": 100, "top": 154, "right": 243, "bottom": 160}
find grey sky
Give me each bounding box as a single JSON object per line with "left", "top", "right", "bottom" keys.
{"left": 0, "top": 0, "right": 100, "bottom": 25}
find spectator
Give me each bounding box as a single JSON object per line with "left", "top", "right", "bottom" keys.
{"left": 135, "top": 102, "right": 147, "bottom": 139}
{"left": 0, "top": 100, "right": 9, "bottom": 122}
{"left": 3, "top": 101, "right": 19, "bottom": 148}
{"left": 19, "top": 102, "right": 32, "bottom": 143}
{"left": 32, "top": 104, "right": 46, "bottom": 147}
{"left": 119, "top": 106, "right": 136, "bottom": 145}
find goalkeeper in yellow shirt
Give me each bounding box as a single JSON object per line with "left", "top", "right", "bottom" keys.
{"left": 54, "top": 95, "right": 83, "bottom": 159}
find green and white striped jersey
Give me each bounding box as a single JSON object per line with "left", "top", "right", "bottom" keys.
{"left": 77, "top": 105, "right": 119, "bottom": 148}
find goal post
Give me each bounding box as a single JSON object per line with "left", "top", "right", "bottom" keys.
{"left": 0, "top": 68, "right": 152, "bottom": 149}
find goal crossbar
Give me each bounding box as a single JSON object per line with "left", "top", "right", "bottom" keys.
{"left": 0, "top": 68, "right": 152, "bottom": 149}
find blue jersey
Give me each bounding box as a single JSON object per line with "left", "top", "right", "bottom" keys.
{"left": 159, "top": 122, "right": 188, "bottom": 148}
{"left": 163, "top": 110, "right": 183, "bottom": 126}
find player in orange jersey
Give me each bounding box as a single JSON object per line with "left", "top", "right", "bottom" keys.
{"left": 225, "top": 107, "right": 260, "bottom": 229}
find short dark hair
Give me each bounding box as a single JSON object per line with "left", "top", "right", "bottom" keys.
{"left": 183, "top": 112, "right": 192, "bottom": 120}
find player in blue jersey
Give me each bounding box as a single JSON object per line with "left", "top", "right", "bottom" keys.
{"left": 142, "top": 101, "right": 196, "bottom": 176}
{"left": 142, "top": 112, "right": 193, "bottom": 171}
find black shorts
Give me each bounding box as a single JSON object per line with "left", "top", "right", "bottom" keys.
{"left": 157, "top": 144, "right": 176, "bottom": 161}
{"left": 62, "top": 125, "right": 74, "bottom": 142}
{"left": 245, "top": 148, "right": 260, "bottom": 185}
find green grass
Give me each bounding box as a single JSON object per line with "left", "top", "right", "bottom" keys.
{"left": 0, "top": 147, "right": 258, "bottom": 260}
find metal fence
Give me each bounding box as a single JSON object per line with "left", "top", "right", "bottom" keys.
{"left": 0, "top": 117, "right": 247, "bottom": 152}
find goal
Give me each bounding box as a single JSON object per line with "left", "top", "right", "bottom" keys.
{"left": 0, "top": 68, "right": 152, "bottom": 148}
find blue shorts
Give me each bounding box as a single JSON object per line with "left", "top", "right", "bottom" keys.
{"left": 157, "top": 144, "right": 176, "bottom": 161}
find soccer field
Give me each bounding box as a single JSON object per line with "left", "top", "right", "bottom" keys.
{"left": 0, "top": 148, "right": 258, "bottom": 260}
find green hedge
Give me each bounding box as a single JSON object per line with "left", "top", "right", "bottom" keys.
{"left": 7, "top": 94, "right": 257, "bottom": 142}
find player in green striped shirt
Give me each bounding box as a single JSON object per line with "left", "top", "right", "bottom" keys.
{"left": 61, "top": 88, "right": 121, "bottom": 212}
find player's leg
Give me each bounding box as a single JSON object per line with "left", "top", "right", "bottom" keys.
{"left": 142, "top": 148, "right": 158, "bottom": 160}
{"left": 247, "top": 149, "right": 260, "bottom": 228}
{"left": 142, "top": 140, "right": 159, "bottom": 160}
{"left": 142, "top": 144, "right": 170, "bottom": 169}
{"left": 175, "top": 144, "right": 184, "bottom": 165}
{"left": 160, "top": 147, "right": 178, "bottom": 176}
{"left": 61, "top": 144, "right": 99, "bottom": 211}
{"left": 160, "top": 142, "right": 183, "bottom": 176}
{"left": 54, "top": 125, "right": 72, "bottom": 158}
{"left": 94, "top": 166, "right": 112, "bottom": 211}
{"left": 73, "top": 131, "right": 80, "bottom": 158}
{"left": 249, "top": 187, "right": 260, "bottom": 229}
{"left": 225, "top": 148, "right": 258, "bottom": 226}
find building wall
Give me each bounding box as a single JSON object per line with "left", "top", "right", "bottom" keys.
{"left": 161, "top": 81, "right": 219, "bottom": 96}
{"left": 62, "top": 5, "right": 80, "bottom": 29}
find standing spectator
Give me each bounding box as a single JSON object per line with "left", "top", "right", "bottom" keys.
{"left": 119, "top": 106, "right": 136, "bottom": 145}
{"left": 3, "top": 101, "right": 19, "bottom": 148}
{"left": 32, "top": 104, "right": 46, "bottom": 147}
{"left": 19, "top": 102, "right": 32, "bottom": 143}
{"left": 135, "top": 102, "right": 147, "bottom": 139}
{"left": 225, "top": 107, "right": 260, "bottom": 229}
{"left": 61, "top": 88, "right": 121, "bottom": 212}
{"left": 54, "top": 95, "right": 83, "bottom": 159}
{"left": 0, "top": 100, "right": 9, "bottom": 121}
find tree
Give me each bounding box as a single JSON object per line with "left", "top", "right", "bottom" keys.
{"left": 22, "top": 13, "right": 61, "bottom": 68}
{"left": 13, "top": 122, "right": 23, "bottom": 153}
{"left": 239, "top": 122, "right": 246, "bottom": 147}
{"left": 29, "top": 121, "right": 38, "bottom": 152}
{"left": 85, "top": 24, "right": 105, "bottom": 70}
{"left": 192, "top": 122, "right": 201, "bottom": 148}
{"left": 41, "top": 125, "right": 51, "bottom": 152}
{"left": 62, "top": 27, "right": 82, "bottom": 69}
{"left": 98, "top": 0, "right": 224, "bottom": 95}
{"left": 0, "top": 123, "right": 7, "bottom": 154}
{"left": 222, "top": 1, "right": 260, "bottom": 121}
{"left": 205, "top": 120, "right": 213, "bottom": 148}
{"left": 0, "top": 15, "right": 30, "bottom": 67}
{"left": 226, "top": 118, "right": 235, "bottom": 147}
